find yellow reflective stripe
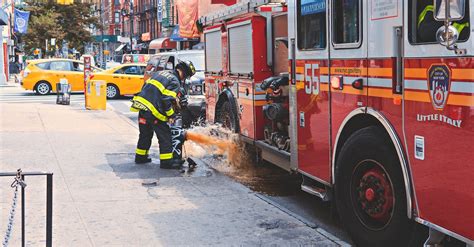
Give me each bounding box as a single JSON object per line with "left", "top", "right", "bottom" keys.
{"left": 136, "top": 148, "right": 148, "bottom": 155}
{"left": 130, "top": 106, "right": 139, "bottom": 112}
{"left": 453, "top": 22, "right": 469, "bottom": 34}
{"left": 418, "top": 5, "right": 434, "bottom": 28}
{"left": 147, "top": 79, "right": 177, "bottom": 98}
{"left": 165, "top": 108, "right": 175, "bottom": 116}
{"left": 133, "top": 96, "right": 168, "bottom": 122}
{"left": 160, "top": 153, "right": 173, "bottom": 160}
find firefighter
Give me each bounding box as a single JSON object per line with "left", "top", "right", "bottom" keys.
{"left": 131, "top": 60, "right": 195, "bottom": 169}
{"left": 417, "top": 0, "right": 470, "bottom": 43}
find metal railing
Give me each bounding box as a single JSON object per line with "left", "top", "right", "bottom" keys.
{"left": 0, "top": 170, "right": 53, "bottom": 247}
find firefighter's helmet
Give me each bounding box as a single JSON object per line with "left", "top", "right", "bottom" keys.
{"left": 175, "top": 60, "right": 196, "bottom": 79}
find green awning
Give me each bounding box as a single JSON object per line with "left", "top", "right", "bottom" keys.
{"left": 93, "top": 35, "right": 118, "bottom": 43}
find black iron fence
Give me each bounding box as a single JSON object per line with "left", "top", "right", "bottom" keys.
{"left": 0, "top": 170, "right": 53, "bottom": 247}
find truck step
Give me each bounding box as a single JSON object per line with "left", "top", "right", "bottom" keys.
{"left": 301, "top": 175, "right": 331, "bottom": 201}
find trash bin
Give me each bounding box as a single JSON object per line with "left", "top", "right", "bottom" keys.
{"left": 56, "top": 78, "right": 71, "bottom": 105}
{"left": 86, "top": 80, "right": 106, "bottom": 110}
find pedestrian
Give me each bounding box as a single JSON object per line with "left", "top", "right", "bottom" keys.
{"left": 130, "top": 60, "right": 195, "bottom": 169}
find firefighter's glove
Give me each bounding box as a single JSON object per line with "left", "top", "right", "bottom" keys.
{"left": 179, "top": 95, "right": 188, "bottom": 109}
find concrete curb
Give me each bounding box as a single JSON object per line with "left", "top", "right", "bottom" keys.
{"left": 254, "top": 193, "right": 351, "bottom": 246}
{"left": 107, "top": 102, "right": 139, "bottom": 130}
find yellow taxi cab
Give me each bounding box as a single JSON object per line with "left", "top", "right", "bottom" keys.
{"left": 21, "top": 58, "right": 102, "bottom": 95}
{"left": 93, "top": 63, "right": 147, "bottom": 99}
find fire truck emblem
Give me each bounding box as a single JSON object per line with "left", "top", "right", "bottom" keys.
{"left": 427, "top": 64, "right": 451, "bottom": 111}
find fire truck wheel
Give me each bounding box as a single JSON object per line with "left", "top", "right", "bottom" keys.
{"left": 35, "top": 81, "right": 52, "bottom": 95}
{"left": 216, "top": 101, "right": 237, "bottom": 132}
{"left": 335, "top": 126, "right": 415, "bottom": 247}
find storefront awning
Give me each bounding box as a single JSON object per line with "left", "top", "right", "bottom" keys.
{"left": 93, "top": 35, "right": 118, "bottom": 43}
{"left": 149, "top": 37, "right": 177, "bottom": 50}
{"left": 115, "top": 43, "right": 127, "bottom": 52}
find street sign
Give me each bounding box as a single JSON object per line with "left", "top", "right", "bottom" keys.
{"left": 162, "top": 0, "right": 170, "bottom": 27}
{"left": 51, "top": 38, "right": 56, "bottom": 46}
{"left": 83, "top": 56, "right": 92, "bottom": 108}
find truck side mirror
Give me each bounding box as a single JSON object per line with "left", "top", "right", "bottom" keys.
{"left": 436, "top": 25, "right": 459, "bottom": 47}
{"left": 434, "top": 0, "right": 467, "bottom": 54}
{"left": 434, "top": 0, "right": 465, "bottom": 21}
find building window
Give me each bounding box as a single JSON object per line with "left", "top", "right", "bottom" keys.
{"left": 332, "top": 0, "right": 361, "bottom": 47}
{"left": 297, "top": 0, "right": 327, "bottom": 50}
{"left": 115, "top": 11, "right": 120, "bottom": 24}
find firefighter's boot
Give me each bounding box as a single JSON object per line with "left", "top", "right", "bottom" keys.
{"left": 135, "top": 154, "right": 152, "bottom": 164}
{"left": 159, "top": 158, "right": 184, "bottom": 169}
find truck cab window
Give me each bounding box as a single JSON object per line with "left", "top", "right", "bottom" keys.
{"left": 409, "top": 0, "right": 470, "bottom": 44}
{"left": 297, "top": 0, "right": 327, "bottom": 50}
{"left": 332, "top": 0, "right": 360, "bottom": 45}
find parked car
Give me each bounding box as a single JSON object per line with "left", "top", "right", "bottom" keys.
{"left": 147, "top": 50, "right": 206, "bottom": 127}
{"left": 105, "top": 61, "right": 121, "bottom": 69}
{"left": 93, "top": 63, "right": 147, "bottom": 99}
{"left": 21, "top": 58, "right": 102, "bottom": 95}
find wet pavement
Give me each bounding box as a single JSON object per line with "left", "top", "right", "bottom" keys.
{"left": 108, "top": 98, "right": 353, "bottom": 244}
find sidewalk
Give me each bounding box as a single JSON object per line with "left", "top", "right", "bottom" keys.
{"left": 0, "top": 93, "right": 347, "bottom": 245}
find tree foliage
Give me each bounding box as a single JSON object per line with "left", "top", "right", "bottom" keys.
{"left": 22, "top": 1, "right": 101, "bottom": 55}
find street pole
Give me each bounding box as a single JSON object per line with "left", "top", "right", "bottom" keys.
{"left": 130, "top": 0, "right": 133, "bottom": 53}
{"left": 100, "top": 0, "right": 104, "bottom": 67}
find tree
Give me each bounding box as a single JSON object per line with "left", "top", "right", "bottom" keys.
{"left": 21, "top": 0, "right": 101, "bottom": 55}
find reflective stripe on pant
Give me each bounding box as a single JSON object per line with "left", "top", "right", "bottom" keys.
{"left": 136, "top": 111, "right": 173, "bottom": 162}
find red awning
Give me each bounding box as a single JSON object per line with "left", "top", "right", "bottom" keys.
{"left": 148, "top": 38, "right": 177, "bottom": 51}
{"left": 211, "top": 0, "right": 236, "bottom": 6}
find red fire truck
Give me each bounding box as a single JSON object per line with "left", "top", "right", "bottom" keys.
{"left": 201, "top": 0, "right": 473, "bottom": 246}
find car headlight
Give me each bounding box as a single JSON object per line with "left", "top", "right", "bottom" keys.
{"left": 190, "top": 84, "right": 202, "bottom": 95}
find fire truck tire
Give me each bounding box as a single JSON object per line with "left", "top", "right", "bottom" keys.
{"left": 335, "top": 126, "right": 415, "bottom": 247}
{"left": 216, "top": 101, "right": 238, "bottom": 132}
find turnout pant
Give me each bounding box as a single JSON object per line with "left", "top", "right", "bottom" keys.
{"left": 136, "top": 111, "right": 173, "bottom": 163}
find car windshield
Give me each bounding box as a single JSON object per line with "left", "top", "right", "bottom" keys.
{"left": 178, "top": 54, "right": 204, "bottom": 72}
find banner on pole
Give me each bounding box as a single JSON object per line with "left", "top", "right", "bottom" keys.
{"left": 14, "top": 9, "right": 30, "bottom": 34}
{"left": 157, "top": 0, "right": 163, "bottom": 23}
{"left": 176, "top": 0, "right": 199, "bottom": 39}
